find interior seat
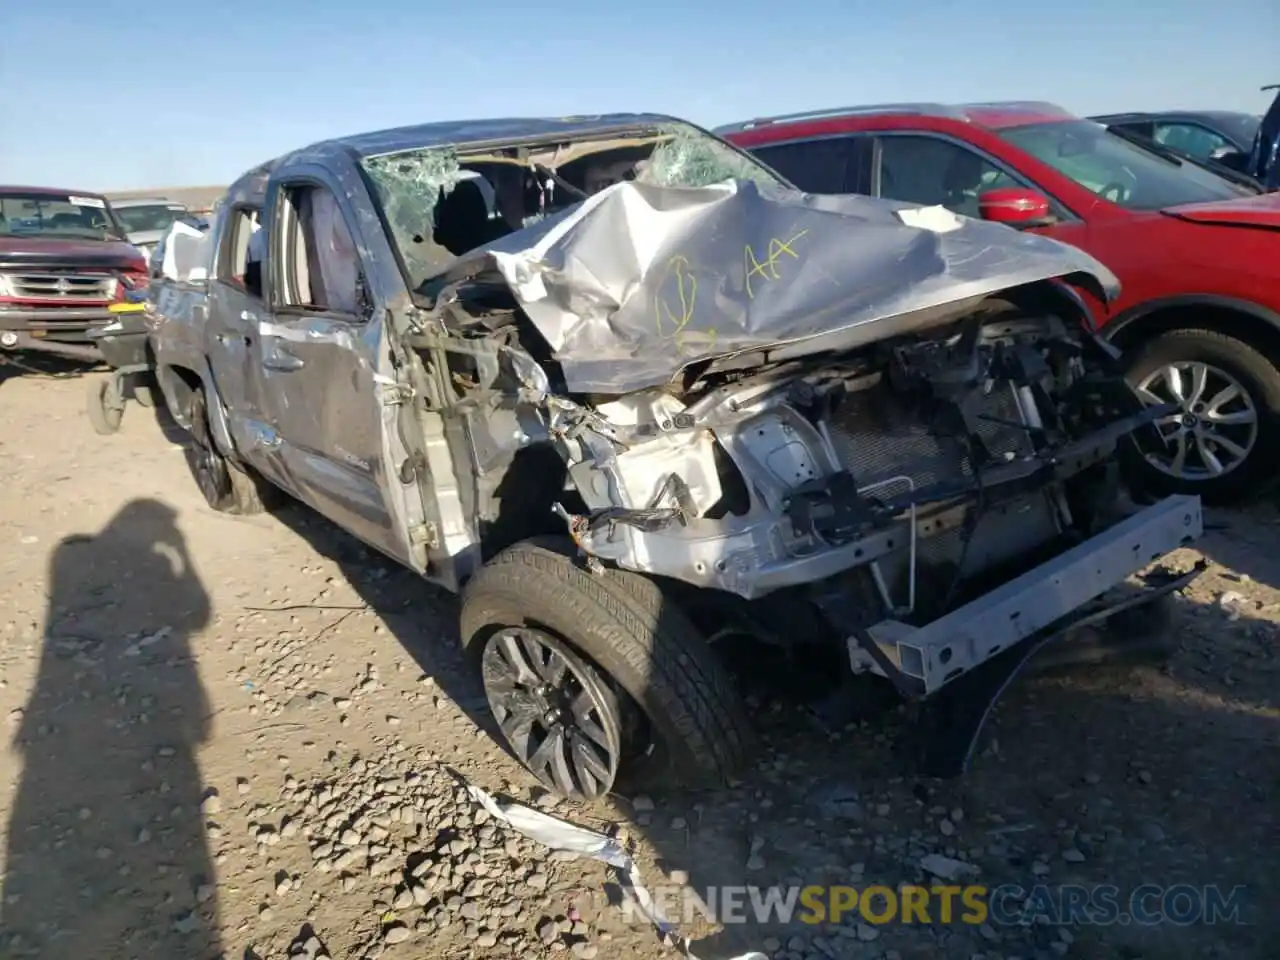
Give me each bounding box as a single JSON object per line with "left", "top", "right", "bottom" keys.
{"left": 432, "top": 179, "right": 510, "bottom": 256}
{"left": 940, "top": 151, "right": 987, "bottom": 217}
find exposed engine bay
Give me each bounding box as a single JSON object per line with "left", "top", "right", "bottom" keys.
{"left": 385, "top": 151, "right": 1202, "bottom": 726}
{"left": 408, "top": 282, "right": 1201, "bottom": 701}
{"left": 553, "top": 306, "right": 1129, "bottom": 601}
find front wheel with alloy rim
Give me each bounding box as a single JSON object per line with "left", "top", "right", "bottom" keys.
{"left": 187, "top": 387, "right": 280, "bottom": 515}
{"left": 460, "top": 537, "right": 753, "bottom": 801}
{"left": 480, "top": 627, "right": 624, "bottom": 799}
{"left": 1124, "top": 328, "right": 1280, "bottom": 503}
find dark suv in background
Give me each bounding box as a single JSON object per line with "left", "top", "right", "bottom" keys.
{"left": 1090, "top": 110, "right": 1260, "bottom": 165}
{"left": 1092, "top": 84, "right": 1280, "bottom": 189}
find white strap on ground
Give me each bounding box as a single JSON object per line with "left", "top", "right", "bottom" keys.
{"left": 465, "top": 783, "right": 768, "bottom": 960}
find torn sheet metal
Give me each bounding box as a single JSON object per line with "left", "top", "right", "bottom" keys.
{"left": 465, "top": 783, "right": 767, "bottom": 960}
{"left": 457, "top": 179, "right": 1119, "bottom": 394}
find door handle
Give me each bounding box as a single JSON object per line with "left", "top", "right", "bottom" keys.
{"left": 262, "top": 344, "right": 305, "bottom": 371}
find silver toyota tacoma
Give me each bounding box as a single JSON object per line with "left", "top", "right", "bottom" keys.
{"left": 146, "top": 114, "right": 1204, "bottom": 800}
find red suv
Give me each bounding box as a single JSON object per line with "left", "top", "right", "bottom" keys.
{"left": 720, "top": 102, "right": 1280, "bottom": 502}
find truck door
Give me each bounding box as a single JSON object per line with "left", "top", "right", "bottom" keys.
{"left": 254, "top": 168, "right": 420, "bottom": 567}
{"left": 206, "top": 204, "right": 272, "bottom": 456}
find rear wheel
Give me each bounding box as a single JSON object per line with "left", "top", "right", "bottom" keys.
{"left": 188, "top": 387, "right": 278, "bottom": 515}
{"left": 87, "top": 376, "right": 125, "bottom": 435}
{"left": 460, "top": 537, "right": 752, "bottom": 800}
{"left": 1124, "top": 328, "right": 1280, "bottom": 503}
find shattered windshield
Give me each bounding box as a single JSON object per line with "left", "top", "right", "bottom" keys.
{"left": 362, "top": 147, "right": 465, "bottom": 286}
{"left": 633, "top": 123, "right": 784, "bottom": 190}
{"left": 360, "top": 121, "right": 788, "bottom": 290}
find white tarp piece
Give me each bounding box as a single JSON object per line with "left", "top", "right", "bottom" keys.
{"left": 464, "top": 782, "right": 768, "bottom": 960}
{"left": 439, "top": 178, "right": 1120, "bottom": 395}
{"left": 160, "top": 216, "right": 216, "bottom": 283}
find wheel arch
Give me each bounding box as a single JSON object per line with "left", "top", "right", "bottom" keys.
{"left": 997, "top": 277, "right": 1105, "bottom": 329}
{"left": 1104, "top": 295, "right": 1280, "bottom": 364}
{"left": 155, "top": 361, "right": 236, "bottom": 456}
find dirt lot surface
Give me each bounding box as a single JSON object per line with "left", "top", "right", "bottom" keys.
{"left": 0, "top": 362, "right": 1276, "bottom": 960}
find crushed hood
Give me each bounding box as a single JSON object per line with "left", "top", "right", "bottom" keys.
{"left": 448, "top": 179, "right": 1120, "bottom": 394}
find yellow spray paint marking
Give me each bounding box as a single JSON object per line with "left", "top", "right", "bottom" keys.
{"left": 654, "top": 255, "right": 714, "bottom": 354}
{"left": 744, "top": 229, "right": 809, "bottom": 299}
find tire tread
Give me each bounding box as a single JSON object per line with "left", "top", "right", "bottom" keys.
{"left": 461, "top": 537, "right": 752, "bottom": 789}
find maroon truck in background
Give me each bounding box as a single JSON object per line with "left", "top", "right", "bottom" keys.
{"left": 0, "top": 186, "right": 149, "bottom": 362}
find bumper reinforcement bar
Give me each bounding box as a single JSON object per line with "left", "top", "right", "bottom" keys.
{"left": 914, "top": 555, "right": 1206, "bottom": 778}
{"left": 862, "top": 494, "right": 1203, "bottom": 695}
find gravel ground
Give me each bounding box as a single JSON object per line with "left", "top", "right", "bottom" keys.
{"left": 0, "top": 362, "right": 1276, "bottom": 960}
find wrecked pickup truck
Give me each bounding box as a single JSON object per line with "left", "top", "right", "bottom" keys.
{"left": 148, "top": 114, "right": 1204, "bottom": 800}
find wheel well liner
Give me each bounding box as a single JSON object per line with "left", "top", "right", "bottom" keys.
{"left": 155, "top": 362, "right": 236, "bottom": 456}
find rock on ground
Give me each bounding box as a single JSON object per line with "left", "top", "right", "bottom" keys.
{"left": 0, "top": 367, "right": 1275, "bottom": 959}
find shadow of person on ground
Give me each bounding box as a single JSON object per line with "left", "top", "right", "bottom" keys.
{"left": 0, "top": 499, "right": 219, "bottom": 960}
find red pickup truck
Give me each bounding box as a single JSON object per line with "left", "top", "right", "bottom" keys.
{"left": 0, "top": 186, "right": 149, "bottom": 362}
{"left": 720, "top": 102, "right": 1280, "bottom": 502}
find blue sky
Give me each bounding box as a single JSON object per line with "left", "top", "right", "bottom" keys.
{"left": 2, "top": 0, "right": 1276, "bottom": 190}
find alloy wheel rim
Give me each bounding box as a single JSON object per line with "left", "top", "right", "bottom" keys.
{"left": 481, "top": 627, "right": 621, "bottom": 800}
{"left": 1134, "top": 361, "right": 1258, "bottom": 480}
